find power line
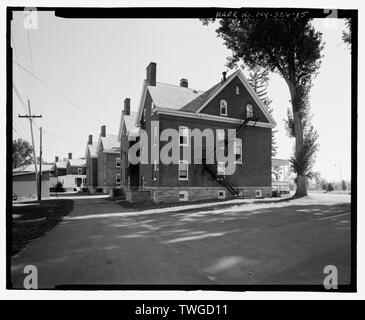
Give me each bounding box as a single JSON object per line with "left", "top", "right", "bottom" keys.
{"left": 13, "top": 81, "right": 40, "bottom": 130}
{"left": 13, "top": 59, "right": 102, "bottom": 126}
{"left": 26, "top": 30, "right": 36, "bottom": 76}
{"left": 13, "top": 125, "right": 24, "bottom": 139}
{"left": 11, "top": 34, "right": 30, "bottom": 99}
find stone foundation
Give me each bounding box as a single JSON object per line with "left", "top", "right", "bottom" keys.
{"left": 147, "top": 186, "right": 272, "bottom": 203}
{"left": 125, "top": 189, "right": 152, "bottom": 202}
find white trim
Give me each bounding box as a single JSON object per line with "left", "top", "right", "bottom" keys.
{"left": 115, "top": 173, "right": 121, "bottom": 185}
{"left": 153, "top": 125, "right": 158, "bottom": 146}
{"left": 178, "top": 160, "right": 189, "bottom": 181}
{"left": 218, "top": 190, "right": 226, "bottom": 199}
{"left": 136, "top": 80, "right": 148, "bottom": 126}
{"left": 234, "top": 138, "right": 243, "bottom": 164}
{"left": 220, "top": 99, "right": 228, "bottom": 116}
{"left": 195, "top": 69, "right": 276, "bottom": 126}
{"left": 156, "top": 107, "right": 275, "bottom": 128}
{"left": 246, "top": 104, "right": 253, "bottom": 118}
{"left": 116, "top": 157, "right": 121, "bottom": 168}
{"left": 179, "top": 126, "right": 189, "bottom": 147}
{"left": 153, "top": 160, "right": 158, "bottom": 180}
{"left": 179, "top": 190, "right": 189, "bottom": 201}
{"left": 255, "top": 189, "right": 263, "bottom": 198}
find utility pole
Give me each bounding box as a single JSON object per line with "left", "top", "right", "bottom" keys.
{"left": 18, "top": 99, "right": 42, "bottom": 200}
{"left": 38, "top": 127, "right": 42, "bottom": 201}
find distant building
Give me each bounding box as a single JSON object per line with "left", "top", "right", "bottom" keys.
{"left": 53, "top": 153, "right": 86, "bottom": 191}
{"left": 95, "top": 125, "right": 121, "bottom": 194}
{"left": 272, "top": 158, "right": 290, "bottom": 195}
{"left": 13, "top": 164, "right": 54, "bottom": 198}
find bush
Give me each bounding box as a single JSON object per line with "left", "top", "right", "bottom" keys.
{"left": 54, "top": 181, "right": 64, "bottom": 192}
{"left": 326, "top": 183, "right": 334, "bottom": 192}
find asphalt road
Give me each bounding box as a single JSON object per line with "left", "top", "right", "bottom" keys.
{"left": 11, "top": 194, "right": 351, "bottom": 288}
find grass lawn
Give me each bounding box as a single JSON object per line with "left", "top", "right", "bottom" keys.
{"left": 12, "top": 199, "right": 74, "bottom": 256}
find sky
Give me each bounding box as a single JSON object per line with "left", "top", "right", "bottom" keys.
{"left": 11, "top": 11, "right": 352, "bottom": 181}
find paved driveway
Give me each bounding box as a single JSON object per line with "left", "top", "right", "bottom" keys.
{"left": 11, "top": 194, "right": 351, "bottom": 288}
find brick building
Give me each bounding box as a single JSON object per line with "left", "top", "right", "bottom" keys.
{"left": 118, "top": 62, "right": 276, "bottom": 203}
{"left": 95, "top": 125, "right": 121, "bottom": 193}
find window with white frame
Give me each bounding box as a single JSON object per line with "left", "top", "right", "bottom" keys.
{"left": 217, "top": 162, "right": 226, "bottom": 176}
{"left": 116, "top": 157, "right": 121, "bottom": 168}
{"left": 218, "top": 190, "right": 226, "bottom": 199}
{"left": 179, "top": 126, "right": 189, "bottom": 146}
{"left": 220, "top": 99, "right": 228, "bottom": 116}
{"left": 246, "top": 104, "right": 253, "bottom": 118}
{"left": 153, "top": 126, "right": 158, "bottom": 146}
{"left": 178, "top": 160, "right": 188, "bottom": 180}
{"left": 179, "top": 190, "right": 188, "bottom": 201}
{"left": 77, "top": 168, "right": 82, "bottom": 174}
{"left": 234, "top": 138, "right": 242, "bottom": 163}
{"left": 151, "top": 102, "right": 154, "bottom": 115}
{"left": 116, "top": 174, "right": 121, "bottom": 185}
{"left": 255, "top": 189, "right": 263, "bottom": 198}
{"left": 143, "top": 108, "right": 146, "bottom": 120}
{"left": 235, "top": 86, "right": 240, "bottom": 95}
{"left": 153, "top": 160, "right": 159, "bottom": 180}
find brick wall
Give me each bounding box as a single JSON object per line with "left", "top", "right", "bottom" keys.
{"left": 97, "top": 146, "right": 120, "bottom": 189}
{"left": 67, "top": 163, "right": 86, "bottom": 175}
{"left": 86, "top": 155, "right": 98, "bottom": 188}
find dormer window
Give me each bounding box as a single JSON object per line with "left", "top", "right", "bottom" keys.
{"left": 246, "top": 104, "right": 253, "bottom": 118}
{"left": 235, "top": 86, "right": 240, "bottom": 95}
{"left": 220, "top": 100, "right": 228, "bottom": 116}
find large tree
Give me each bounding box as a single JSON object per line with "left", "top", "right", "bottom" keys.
{"left": 202, "top": 17, "right": 323, "bottom": 196}
{"left": 247, "top": 66, "right": 277, "bottom": 157}
{"left": 13, "top": 138, "right": 33, "bottom": 169}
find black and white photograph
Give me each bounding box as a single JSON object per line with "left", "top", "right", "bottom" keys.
{"left": 2, "top": 1, "right": 361, "bottom": 302}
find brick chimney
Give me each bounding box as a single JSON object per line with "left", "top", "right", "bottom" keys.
{"left": 180, "top": 78, "right": 188, "bottom": 88}
{"left": 124, "top": 98, "right": 130, "bottom": 116}
{"left": 68, "top": 153, "right": 72, "bottom": 160}
{"left": 146, "top": 62, "right": 156, "bottom": 86}
{"left": 88, "top": 135, "right": 93, "bottom": 145}
{"left": 55, "top": 156, "right": 59, "bottom": 163}
{"left": 101, "top": 125, "right": 106, "bottom": 137}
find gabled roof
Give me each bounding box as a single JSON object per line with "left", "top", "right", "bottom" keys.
{"left": 148, "top": 82, "right": 204, "bottom": 110}
{"left": 96, "top": 134, "right": 120, "bottom": 154}
{"left": 54, "top": 161, "right": 68, "bottom": 169}
{"left": 68, "top": 158, "right": 86, "bottom": 167}
{"left": 85, "top": 142, "right": 98, "bottom": 158}
{"left": 181, "top": 71, "right": 239, "bottom": 113}
{"left": 118, "top": 111, "right": 139, "bottom": 140}
{"left": 136, "top": 68, "right": 276, "bottom": 128}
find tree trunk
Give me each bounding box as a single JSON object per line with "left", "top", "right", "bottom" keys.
{"left": 287, "top": 80, "right": 308, "bottom": 197}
